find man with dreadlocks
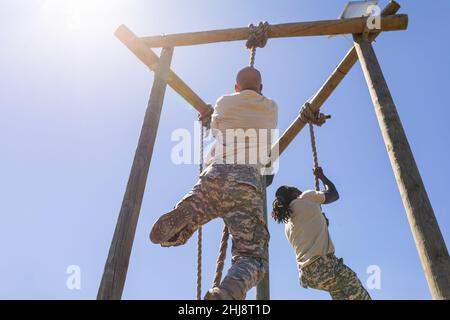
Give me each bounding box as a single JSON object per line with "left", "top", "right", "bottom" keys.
{"left": 272, "top": 167, "right": 371, "bottom": 300}
{"left": 150, "top": 66, "right": 278, "bottom": 300}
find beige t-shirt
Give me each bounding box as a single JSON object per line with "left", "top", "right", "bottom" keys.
{"left": 285, "top": 190, "right": 335, "bottom": 269}
{"left": 205, "top": 90, "right": 278, "bottom": 172}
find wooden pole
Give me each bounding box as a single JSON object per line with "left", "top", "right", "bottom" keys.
{"left": 353, "top": 34, "right": 450, "bottom": 300}
{"left": 271, "top": 1, "right": 402, "bottom": 160}
{"left": 256, "top": 182, "right": 270, "bottom": 300}
{"left": 97, "top": 47, "right": 174, "bottom": 300}
{"left": 115, "top": 26, "right": 211, "bottom": 115}
{"left": 139, "top": 15, "right": 408, "bottom": 48}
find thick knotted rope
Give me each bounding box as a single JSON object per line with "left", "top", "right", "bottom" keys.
{"left": 196, "top": 117, "right": 204, "bottom": 300}
{"left": 246, "top": 21, "right": 270, "bottom": 68}
{"left": 208, "top": 23, "right": 271, "bottom": 293}
{"left": 309, "top": 122, "right": 329, "bottom": 225}
{"left": 300, "top": 102, "right": 331, "bottom": 225}
{"left": 196, "top": 104, "right": 215, "bottom": 299}
{"left": 309, "top": 123, "right": 320, "bottom": 191}
{"left": 299, "top": 102, "right": 330, "bottom": 190}
{"left": 212, "top": 225, "right": 230, "bottom": 288}
{"left": 299, "top": 102, "right": 331, "bottom": 127}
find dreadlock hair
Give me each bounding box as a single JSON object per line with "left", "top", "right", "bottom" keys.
{"left": 271, "top": 186, "right": 300, "bottom": 224}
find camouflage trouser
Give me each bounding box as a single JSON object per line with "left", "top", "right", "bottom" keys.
{"left": 300, "top": 253, "right": 371, "bottom": 300}
{"left": 152, "top": 164, "right": 270, "bottom": 300}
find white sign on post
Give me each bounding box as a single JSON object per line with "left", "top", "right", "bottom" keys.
{"left": 339, "top": 0, "right": 379, "bottom": 19}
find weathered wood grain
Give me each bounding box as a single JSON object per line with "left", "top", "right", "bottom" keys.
{"left": 97, "top": 47, "right": 174, "bottom": 300}
{"left": 354, "top": 34, "right": 450, "bottom": 300}
{"left": 115, "top": 26, "right": 211, "bottom": 115}
{"left": 139, "top": 15, "right": 408, "bottom": 48}
{"left": 271, "top": 1, "right": 402, "bottom": 159}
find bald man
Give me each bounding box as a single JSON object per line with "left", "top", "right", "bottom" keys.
{"left": 235, "top": 66, "right": 263, "bottom": 92}
{"left": 150, "top": 67, "right": 278, "bottom": 300}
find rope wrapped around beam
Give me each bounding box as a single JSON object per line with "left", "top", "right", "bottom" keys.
{"left": 299, "top": 101, "right": 331, "bottom": 127}
{"left": 299, "top": 102, "right": 330, "bottom": 189}
{"left": 246, "top": 22, "right": 270, "bottom": 68}
{"left": 299, "top": 102, "right": 331, "bottom": 225}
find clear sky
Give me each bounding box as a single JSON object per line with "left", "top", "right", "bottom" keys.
{"left": 1, "top": 0, "right": 449, "bottom": 300}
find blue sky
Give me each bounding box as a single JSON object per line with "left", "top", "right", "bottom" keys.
{"left": 1, "top": 0, "right": 449, "bottom": 300}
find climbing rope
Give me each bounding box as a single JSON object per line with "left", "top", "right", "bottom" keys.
{"left": 299, "top": 102, "right": 330, "bottom": 189}
{"left": 196, "top": 105, "right": 213, "bottom": 300}
{"left": 299, "top": 102, "right": 331, "bottom": 224}
{"left": 196, "top": 118, "right": 204, "bottom": 300}
{"left": 299, "top": 101, "right": 330, "bottom": 127}
{"left": 212, "top": 225, "right": 229, "bottom": 288}
{"left": 309, "top": 123, "right": 320, "bottom": 191}
{"left": 246, "top": 21, "right": 270, "bottom": 68}
{"left": 208, "top": 23, "right": 271, "bottom": 292}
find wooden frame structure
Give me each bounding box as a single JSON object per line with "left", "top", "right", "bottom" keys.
{"left": 98, "top": 1, "right": 450, "bottom": 300}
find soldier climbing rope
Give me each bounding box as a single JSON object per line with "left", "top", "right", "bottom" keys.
{"left": 98, "top": 2, "right": 450, "bottom": 300}
{"left": 195, "top": 21, "right": 271, "bottom": 300}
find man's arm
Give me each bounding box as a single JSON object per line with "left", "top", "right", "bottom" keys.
{"left": 313, "top": 167, "right": 339, "bottom": 204}
{"left": 210, "top": 97, "right": 223, "bottom": 131}
{"left": 265, "top": 100, "right": 278, "bottom": 187}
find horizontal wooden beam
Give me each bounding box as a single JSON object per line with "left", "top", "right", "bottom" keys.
{"left": 139, "top": 14, "right": 408, "bottom": 48}
{"left": 271, "top": 0, "right": 402, "bottom": 161}
{"left": 115, "top": 25, "right": 211, "bottom": 115}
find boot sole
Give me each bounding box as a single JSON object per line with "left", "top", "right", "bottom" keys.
{"left": 149, "top": 206, "right": 191, "bottom": 244}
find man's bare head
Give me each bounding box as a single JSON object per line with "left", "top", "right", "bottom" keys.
{"left": 235, "top": 67, "right": 263, "bottom": 94}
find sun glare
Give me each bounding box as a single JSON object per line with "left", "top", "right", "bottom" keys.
{"left": 41, "top": 0, "right": 110, "bottom": 32}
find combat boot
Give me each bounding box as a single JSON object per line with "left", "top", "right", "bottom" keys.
{"left": 204, "top": 287, "right": 234, "bottom": 300}
{"left": 150, "top": 206, "right": 193, "bottom": 245}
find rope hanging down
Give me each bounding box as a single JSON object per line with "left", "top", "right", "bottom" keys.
{"left": 209, "top": 22, "right": 271, "bottom": 293}
{"left": 299, "top": 102, "right": 331, "bottom": 226}
{"left": 212, "top": 225, "right": 229, "bottom": 288}
{"left": 299, "top": 102, "right": 331, "bottom": 191}
{"left": 196, "top": 105, "right": 212, "bottom": 300}
{"left": 246, "top": 21, "right": 270, "bottom": 68}
{"left": 196, "top": 117, "right": 204, "bottom": 300}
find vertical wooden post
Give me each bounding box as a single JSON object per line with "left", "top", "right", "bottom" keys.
{"left": 353, "top": 34, "right": 450, "bottom": 299}
{"left": 256, "top": 181, "right": 270, "bottom": 300}
{"left": 97, "top": 47, "right": 174, "bottom": 300}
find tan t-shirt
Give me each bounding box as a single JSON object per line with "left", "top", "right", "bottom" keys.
{"left": 285, "top": 190, "right": 335, "bottom": 269}
{"left": 205, "top": 90, "right": 278, "bottom": 172}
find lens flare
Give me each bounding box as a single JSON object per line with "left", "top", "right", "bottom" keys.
{"left": 41, "top": 0, "right": 110, "bottom": 32}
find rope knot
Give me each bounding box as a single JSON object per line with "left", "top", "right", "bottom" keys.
{"left": 299, "top": 102, "right": 331, "bottom": 127}
{"left": 246, "top": 22, "right": 270, "bottom": 68}
{"left": 246, "top": 21, "right": 270, "bottom": 50}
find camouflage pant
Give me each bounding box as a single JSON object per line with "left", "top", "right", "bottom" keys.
{"left": 152, "top": 164, "right": 270, "bottom": 300}
{"left": 300, "top": 254, "right": 371, "bottom": 300}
